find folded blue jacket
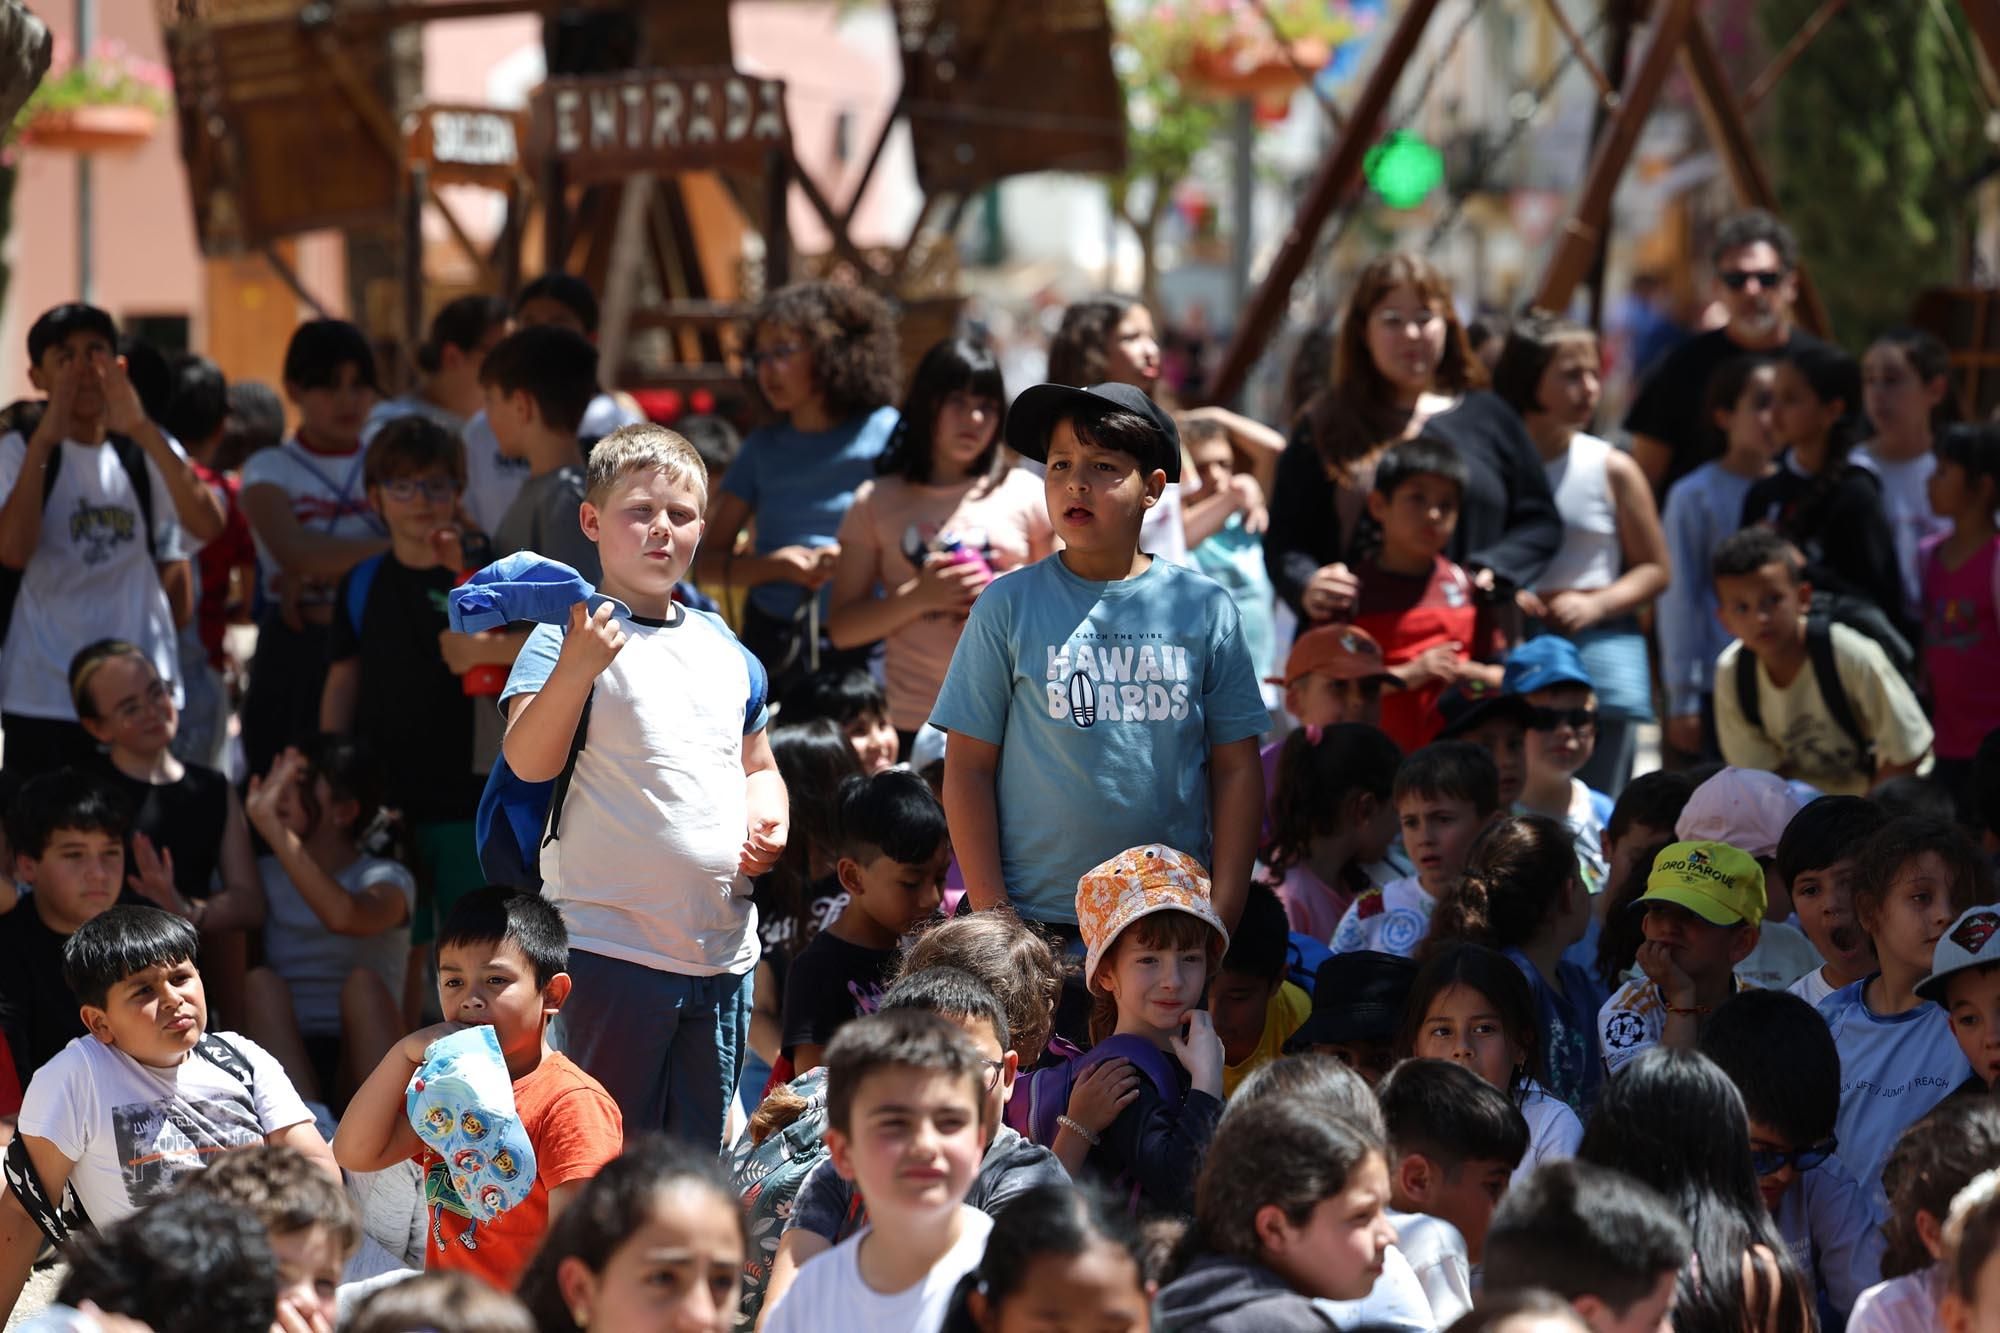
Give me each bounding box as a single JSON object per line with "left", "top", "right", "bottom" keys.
{"left": 446, "top": 553, "right": 626, "bottom": 633}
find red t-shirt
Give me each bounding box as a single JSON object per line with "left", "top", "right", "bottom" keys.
{"left": 417, "top": 1051, "right": 623, "bottom": 1290}
{"left": 192, "top": 463, "right": 255, "bottom": 667}
{"left": 1352, "top": 554, "right": 1506, "bottom": 754}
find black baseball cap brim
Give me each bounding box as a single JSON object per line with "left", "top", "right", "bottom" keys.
{"left": 1005, "top": 381, "right": 1182, "bottom": 482}
{"left": 1436, "top": 689, "right": 1535, "bottom": 740}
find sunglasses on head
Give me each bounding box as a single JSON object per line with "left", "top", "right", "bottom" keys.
{"left": 1527, "top": 706, "right": 1597, "bottom": 732}
{"left": 1751, "top": 1139, "right": 1835, "bottom": 1177}
{"left": 1720, "top": 269, "right": 1785, "bottom": 291}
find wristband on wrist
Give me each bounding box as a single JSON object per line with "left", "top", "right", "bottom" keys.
{"left": 1663, "top": 1002, "right": 1711, "bottom": 1017}
{"left": 1056, "top": 1114, "right": 1101, "bottom": 1147}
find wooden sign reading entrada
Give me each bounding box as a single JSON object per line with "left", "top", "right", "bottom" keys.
{"left": 530, "top": 70, "right": 790, "bottom": 183}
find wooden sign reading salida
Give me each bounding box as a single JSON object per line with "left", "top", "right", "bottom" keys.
{"left": 529, "top": 69, "right": 790, "bottom": 185}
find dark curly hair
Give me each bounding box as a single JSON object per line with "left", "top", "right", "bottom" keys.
{"left": 751, "top": 281, "right": 900, "bottom": 421}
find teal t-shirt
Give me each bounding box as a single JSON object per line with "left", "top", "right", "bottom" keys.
{"left": 929, "top": 554, "right": 1270, "bottom": 924}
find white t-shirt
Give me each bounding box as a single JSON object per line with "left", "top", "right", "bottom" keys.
{"left": 18, "top": 1031, "right": 311, "bottom": 1226}
{"left": 1330, "top": 875, "right": 1437, "bottom": 958}
{"left": 238, "top": 439, "right": 385, "bottom": 602}
{"left": 1515, "top": 1080, "right": 1583, "bottom": 1185}
{"left": 764, "top": 1206, "right": 992, "bottom": 1333}
{"left": 1736, "top": 919, "right": 1824, "bottom": 992}
{"left": 502, "top": 604, "right": 770, "bottom": 976}
{"left": 1853, "top": 447, "right": 1948, "bottom": 617}
{"left": 0, "top": 433, "right": 190, "bottom": 720}
{"left": 1847, "top": 1267, "right": 1943, "bottom": 1333}
{"left": 1319, "top": 1244, "right": 1435, "bottom": 1331}
{"left": 1389, "top": 1210, "right": 1472, "bottom": 1330}
{"left": 259, "top": 853, "right": 417, "bottom": 1035}
{"left": 1788, "top": 964, "right": 1841, "bottom": 1010}
{"left": 1599, "top": 975, "right": 1757, "bottom": 1076}
{"left": 1818, "top": 981, "right": 1967, "bottom": 1205}
{"left": 1141, "top": 480, "right": 1189, "bottom": 565}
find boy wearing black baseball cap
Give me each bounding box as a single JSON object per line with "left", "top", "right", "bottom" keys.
{"left": 931, "top": 382, "right": 1270, "bottom": 973}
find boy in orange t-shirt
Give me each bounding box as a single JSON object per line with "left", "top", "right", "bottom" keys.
{"left": 333, "top": 887, "right": 623, "bottom": 1288}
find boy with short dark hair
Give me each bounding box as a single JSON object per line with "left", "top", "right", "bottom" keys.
{"left": 1207, "top": 881, "right": 1309, "bottom": 1096}
{"left": 1377, "top": 1057, "right": 1530, "bottom": 1326}
{"left": 1331, "top": 741, "right": 1501, "bottom": 958}
{"left": 499, "top": 423, "right": 784, "bottom": 1151}
{"left": 1598, "top": 840, "right": 1764, "bottom": 1074}
{"left": 480, "top": 325, "right": 602, "bottom": 580}
{"left": 177, "top": 1144, "right": 362, "bottom": 1332}
{"left": 1711, "top": 526, "right": 1933, "bottom": 795}
{"left": 1352, "top": 438, "right": 1508, "bottom": 755}
{"left": 763, "top": 1008, "right": 995, "bottom": 1332}
{"left": 0, "top": 768, "right": 133, "bottom": 1087}
{"left": 1601, "top": 771, "right": 1695, "bottom": 901}
{"left": 934, "top": 382, "right": 1268, "bottom": 938}
{"left": 782, "top": 770, "right": 950, "bottom": 1075}
{"left": 1484, "top": 1159, "right": 1691, "bottom": 1333}
{"left": 0, "top": 303, "right": 207, "bottom": 780}
{"left": 1781, "top": 795, "right": 1893, "bottom": 1007}
{"left": 332, "top": 887, "right": 623, "bottom": 1291}
{"left": 1699, "top": 989, "right": 1887, "bottom": 1323}
{"left": 321, "top": 416, "right": 494, "bottom": 979}
{"left": 0, "top": 905, "right": 335, "bottom": 1319}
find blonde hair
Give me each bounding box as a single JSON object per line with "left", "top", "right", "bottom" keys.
{"left": 584, "top": 422, "right": 708, "bottom": 509}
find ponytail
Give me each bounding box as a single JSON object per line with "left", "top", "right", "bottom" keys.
{"left": 1423, "top": 814, "right": 1577, "bottom": 958}
{"left": 1263, "top": 724, "right": 1402, "bottom": 877}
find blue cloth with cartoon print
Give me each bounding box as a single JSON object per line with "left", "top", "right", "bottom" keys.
{"left": 405, "top": 1025, "right": 536, "bottom": 1223}
{"left": 929, "top": 554, "right": 1269, "bottom": 925}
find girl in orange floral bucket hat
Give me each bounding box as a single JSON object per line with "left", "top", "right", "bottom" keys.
{"left": 1038, "top": 844, "right": 1228, "bottom": 1215}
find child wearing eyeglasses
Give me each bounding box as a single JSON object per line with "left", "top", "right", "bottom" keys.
{"left": 1700, "top": 989, "right": 1889, "bottom": 1325}
{"left": 1504, "top": 637, "right": 1614, "bottom": 897}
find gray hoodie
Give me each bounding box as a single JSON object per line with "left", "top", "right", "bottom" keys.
{"left": 1155, "top": 1254, "right": 1338, "bottom": 1332}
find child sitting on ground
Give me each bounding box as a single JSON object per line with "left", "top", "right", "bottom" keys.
{"left": 1256, "top": 722, "right": 1403, "bottom": 941}
{"left": 1376, "top": 1057, "right": 1530, "bottom": 1327}
{"left": 1821, "top": 817, "right": 1996, "bottom": 1201}
{"left": 1154, "top": 1088, "right": 1397, "bottom": 1329}
{"left": 241, "top": 741, "right": 414, "bottom": 1109}
{"left": 1673, "top": 766, "right": 1822, "bottom": 993}
{"left": 938, "top": 1183, "right": 1149, "bottom": 1333}
{"left": 1924, "top": 902, "right": 2000, "bottom": 1098}
{"left": 761, "top": 1010, "right": 998, "bottom": 1333}
{"left": 332, "top": 888, "right": 624, "bottom": 1291}
{"left": 1331, "top": 741, "right": 1503, "bottom": 959}
{"left": 0, "top": 906, "right": 337, "bottom": 1319}
{"left": 1284, "top": 951, "right": 1417, "bottom": 1087}
{"left": 1425, "top": 814, "right": 1604, "bottom": 1111}
{"left": 1054, "top": 845, "right": 1228, "bottom": 1216}
{"left": 1849, "top": 1102, "right": 2000, "bottom": 1333}
{"left": 177, "top": 1145, "right": 360, "bottom": 1332}
{"left": 1712, "top": 526, "right": 1934, "bottom": 796}
{"left": 1597, "top": 841, "right": 1764, "bottom": 1074}
{"left": 1504, "top": 638, "right": 1614, "bottom": 896}
{"left": 1700, "top": 988, "right": 1888, "bottom": 1324}
{"left": 1435, "top": 682, "right": 1531, "bottom": 808}
{"left": 781, "top": 769, "right": 949, "bottom": 1077}
{"left": 1781, "top": 795, "right": 1893, "bottom": 1008}
{"left": 782, "top": 668, "right": 900, "bottom": 776}
{"left": 1941, "top": 1165, "right": 2000, "bottom": 1333}
{"left": 1401, "top": 943, "right": 1583, "bottom": 1183}
{"left": 1206, "top": 883, "right": 1310, "bottom": 1096}
{"left": 1351, "top": 439, "right": 1509, "bottom": 755}
{"left": 1482, "top": 1160, "right": 1690, "bottom": 1333}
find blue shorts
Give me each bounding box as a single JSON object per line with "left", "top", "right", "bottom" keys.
{"left": 550, "top": 950, "right": 753, "bottom": 1152}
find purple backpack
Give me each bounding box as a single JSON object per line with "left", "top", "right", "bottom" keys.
{"left": 1004, "top": 1033, "right": 1180, "bottom": 1148}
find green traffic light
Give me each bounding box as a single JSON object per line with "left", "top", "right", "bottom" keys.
{"left": 1365, "top": 130, "right": 1444, "bottom": 209}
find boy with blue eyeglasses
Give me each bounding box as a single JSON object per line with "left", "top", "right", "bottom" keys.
{"left": 321, "top": 417, "right": 501, "bottom": 984}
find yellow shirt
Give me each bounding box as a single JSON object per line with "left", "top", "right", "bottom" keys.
{"left": 1222, "top": 981, "right": 1312, "bottom": 1098}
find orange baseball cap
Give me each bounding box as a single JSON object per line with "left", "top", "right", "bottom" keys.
{"left": 1267, "top": 623, "right": 1401, "bottom": 689}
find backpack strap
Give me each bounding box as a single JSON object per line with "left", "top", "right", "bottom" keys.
{"left": 1805, "top": 613, "right": 1869, "bottom": 758}
{"left": 344, "top": 553, "right": 387, "bottom": 642}
{"left": 1734, "top": 645, "right": 1764, "bottom": 738}
{"left": 105, "top": 434, "right": 155, "bottom": 559}
{"left": 196, "top": 1032, "right": 257, "bottom": 1094}
{"left": 3, "top": 1132, "right": 91, "bottom": 1249}
{"left": 541, "top": 691, "right": 593, "bottom": 849}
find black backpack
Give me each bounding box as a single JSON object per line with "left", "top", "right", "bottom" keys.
{"left": 1733, "top": 591, "right": 1918, "bottom": 763}
{"left": 0, "top": 400, "right": 157, "bottom": 647}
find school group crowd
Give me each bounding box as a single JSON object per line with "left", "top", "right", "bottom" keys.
{"left": 0, "top": 205, "right": 1998, "bottom": 1333}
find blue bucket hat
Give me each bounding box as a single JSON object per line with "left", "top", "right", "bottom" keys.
{"left": 1502, "top": 636, "right": 1595, "bottom": 696}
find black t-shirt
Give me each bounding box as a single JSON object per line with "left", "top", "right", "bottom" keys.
{"left": 101, "top": 762, "right": 229, "bottom": 903}
{"left": 1624, "top": 325, "right": 1830, "bottom": 495}
{"left": 0, "top": 901, "right": 85, "bottom": 1088}
{"left": 753, "top": 871, "right": 847, "bottom": 1015}
{"left": 779, "top": 931, "right": 896, "bottom": 1061}
{"left": 1741, "top": 456, "right": 1912, "bottom": 642}
{"left": 329, "top": 556, "right": 481, "bottom": 823}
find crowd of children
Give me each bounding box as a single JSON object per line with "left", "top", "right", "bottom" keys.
{"left": 3, "top": 206, "right": 2000, "bottom": 1332}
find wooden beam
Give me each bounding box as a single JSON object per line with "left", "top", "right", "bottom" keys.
{"left": 1742, "top": 0, "right": 1848, "bottom": 112}
{"left": 1679, "top": 16, "right": 1832, "bottom": 337}
{"left": 1203, "top": 0, "right": 1447, "bottom": 406}
{"left": 1957, "top": 0, "right": 2000, "bottom": 91}
{"left": 596, "top": 173, "right": 656, "bottom": 391}
{"left": 1538, "top": 0, "right": 1617, "bottom": 103}
{"left": 1534, "top": 0, "right": 1700, "bottom": 312}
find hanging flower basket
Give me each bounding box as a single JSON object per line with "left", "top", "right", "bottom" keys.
{"left": 21, "top": 103, "right": 157, "bottom": 153}
{"left": 1184, "top": 36, "right": 1332, "bottom": 102}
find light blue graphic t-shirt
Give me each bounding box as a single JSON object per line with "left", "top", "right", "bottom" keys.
{"left": 929, "top": 554, "right": 1270, "bottom": 924}
{"left": 1818, "top": 978, "right": 1969, "bottom": 1205}
{"left": 720, "top": 405, "right": 898, "bottom": 617}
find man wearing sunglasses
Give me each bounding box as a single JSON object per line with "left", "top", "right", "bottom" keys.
{"left": 1623, "top": 210, "right": 1830, "bottom": 495}
{"left": 1700, "top": 989, "right": 1888, "bottom": 1325}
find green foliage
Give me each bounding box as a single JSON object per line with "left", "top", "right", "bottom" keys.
{"left": 1109, "top": 14, "right": 1226, "bottom": 300}
{"left": 1757, "top": 0, "right": 1986, "bottom": 341}
{"left": 5, "top": 45, "right": 171, "bottom": 145}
